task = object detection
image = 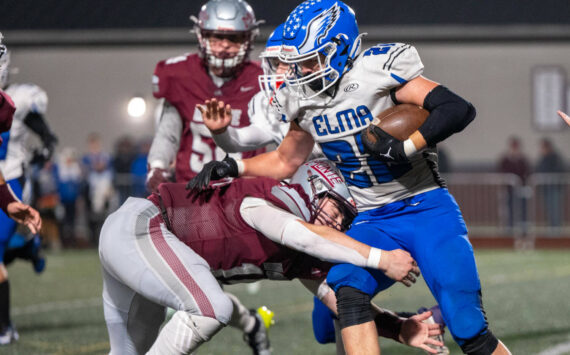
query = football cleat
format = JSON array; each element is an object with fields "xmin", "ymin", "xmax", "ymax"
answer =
[
  {"xmin": 30, "ymin": 235, "xmax": 46, "ymax": 274},
  {"xmin": 244, "ymin": 307, "xmax": 275, "ymax": 355},
  {"xmin": 418, "ymin": 305, "xmax": 449, "ymax": 355},
  {"xmin": 0, "ymin": 324, "xmax": 19, "ymax": 345}
]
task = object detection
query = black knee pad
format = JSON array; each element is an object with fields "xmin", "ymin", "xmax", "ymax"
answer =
[
  {"xmin": 460, "ymin": 329, "xmax": 499, "ymax": 355},
  {"xmin": 336, "ymin": 286, "xmax": 372, "ymax": 329}
]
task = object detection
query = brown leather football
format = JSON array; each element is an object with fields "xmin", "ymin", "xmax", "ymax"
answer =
[{"xmin": 364, "ymin": 104, "xmax": 429, "ymax": 143}]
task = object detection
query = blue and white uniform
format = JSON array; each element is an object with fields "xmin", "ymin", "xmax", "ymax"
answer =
[{"xmin": 279, "ymin": 42, "xmax": 485, "ymax": 344}]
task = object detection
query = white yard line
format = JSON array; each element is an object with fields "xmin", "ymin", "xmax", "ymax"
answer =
[
  {"xmin": 536, "ymin": 339, "xmax": 570, "ymax": 355},
  {"xmin": 12, "ymin": 297, "xmax": 101, "ymax": 316}
]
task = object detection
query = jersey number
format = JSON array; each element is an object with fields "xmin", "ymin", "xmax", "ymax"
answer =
[{"xmin": 319, "ymin": 133, "xmax": 412, "ymax": 188}]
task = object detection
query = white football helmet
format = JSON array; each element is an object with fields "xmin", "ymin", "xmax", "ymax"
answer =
[
  {"xmin": 290, "ymin": 159, "xmax": 357, "ymax": 231},
  {"xmin": 0, "ymin": 33, "xmax": 9, "ymax": 89},
  {"xmin": 258, "ymin": 23, "xmax": 286, "ymax": 103},
  {"xmin": 191, "ymin": 0, "xmax": 262, "ymax": 77}
]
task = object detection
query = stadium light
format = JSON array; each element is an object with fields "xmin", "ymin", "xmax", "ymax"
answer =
[{"xmin": 127, "ymin": 96, "xmax": 146, "ymax": 118}]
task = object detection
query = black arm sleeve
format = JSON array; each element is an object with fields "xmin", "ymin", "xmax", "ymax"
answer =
[
  {"xmin": 23, "ymin": 112, "xmax": 58, "ymax": 150},
  {"xmin": 419, "ymin": 85, "xmax": 476, "ymax": 146}
]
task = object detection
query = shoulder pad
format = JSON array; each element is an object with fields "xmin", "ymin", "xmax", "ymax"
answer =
[
  {"xmin": 18, "ymin": 83, "xmax": 48, "ymax": 114},
  {"xmin": 152, "ymin": 53, "xmax": 192, "ymax": 99},
  {"xmin": 360, "ymin": 43, "xmax": 424, "ymax": 86}
]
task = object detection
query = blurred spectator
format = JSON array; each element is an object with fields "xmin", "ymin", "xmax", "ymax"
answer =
[
  {"xmin": 130, "ymin": 138, "xmax": 151, "ymax": 198},
  {"xmin": 536, "ymin": 138, "xmax": 566, "ymax": 227},
  {"xmin": 56, "ymin": 147, "xmax": 82, "ymax": 247},
  {"xmin": 498, "ymin": 136, "xmax": 530, "ymax": 230},
  {"xmin": 112, "ymin": 136, "xmax": 135, "ymax": 204},
  {"xmin": 82, "ymin": 133, "xmax": 114, "ymax": 246},
  {"xmin": 32, "ymin": 160, "xmax": 61, "ymax": 250}
]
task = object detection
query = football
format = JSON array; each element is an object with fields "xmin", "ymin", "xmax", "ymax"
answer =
[{"xmin": 364, "ymin": 104, "xmax": 429, "ymax": 143}]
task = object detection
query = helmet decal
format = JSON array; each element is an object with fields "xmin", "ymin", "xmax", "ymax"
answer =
[{"xmin": 293, "ymin": 3, "xmax": 340, "ymax": 53}]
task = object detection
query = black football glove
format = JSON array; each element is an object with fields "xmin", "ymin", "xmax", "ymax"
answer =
[
  {"xmin": 362, "ymin": 125, "xmax": 408, "ymax": 163},
  {"xmin": 186, "ymin": 155, "xmax": 239, "ymax": 191}
]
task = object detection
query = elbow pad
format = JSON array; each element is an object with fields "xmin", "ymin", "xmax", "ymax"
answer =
[{"xmin": 419, "ymin": 85, "xmax": 476, "ymax": 146}]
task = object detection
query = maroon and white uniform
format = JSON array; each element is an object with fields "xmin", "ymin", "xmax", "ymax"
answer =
[
  {"xmin": 150, "ymin": 54, "xmax": 264, "ymax": 182},
  {"xmin": 99, "ymin": 177, "xmax": 371, "ymax": 354},
  {"xmin": 149, "ymin": 180, "xmax": 331, "ymax": 283}
]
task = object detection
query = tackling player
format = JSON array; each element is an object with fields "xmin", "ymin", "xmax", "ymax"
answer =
[
  {"xmin": 188, "ymin": 1, "xmax": 512, "ymax": 354},
  {"xmin": 100, "ymin": 159, "xmax": 445, "ymax": 355},
  {"xmin": 145, "ymin": 1, "xmax": 274, "ymax": 353}
]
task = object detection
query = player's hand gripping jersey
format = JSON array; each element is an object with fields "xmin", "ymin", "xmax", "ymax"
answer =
[
  {"xmin": 152, "ymin": 54, "xmax": 264, "ymax": 181},
  {"xmin": 277, "ymin": 43, "xmax": 443, "ymax": 211},
  {"xmin": 0, "ymin": 83, "xmax": 48, "ymax": 181}
]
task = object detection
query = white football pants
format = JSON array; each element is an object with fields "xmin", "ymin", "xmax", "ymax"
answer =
[{"xmin": 99, "ymin": 197, "xmax": 233, "ymax": 354}]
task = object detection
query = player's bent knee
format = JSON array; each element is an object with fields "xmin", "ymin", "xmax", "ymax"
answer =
[
  {"xmin": 149, "ymin": 311, "xmax": 225, "ymax": 354},
  {"xmin": 460, "ymin": 329, "xmax": 499, "ymax": 355},
  {"xmin": 327, "ymin": 264, "xmax": 380, "ymax": 296},
  {"xmin": 336, "ymin": 286, "xmax": 372, "ymax": 329}
]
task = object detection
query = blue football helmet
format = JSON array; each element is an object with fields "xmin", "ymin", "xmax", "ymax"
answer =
[
  {"xmin": 279, "ymin": 0, "xmax": 363, "ymax": 99},
  {"xmin": 258, "ymin": 23, "xmax": 286, "ymax": 102}
]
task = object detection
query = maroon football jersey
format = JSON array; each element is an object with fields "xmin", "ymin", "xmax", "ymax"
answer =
[
  {"xmin": 152, "ymin": 54, "xmax": 265, "ymax": 182},
  {"xmin": 148, "ymin": 178, "xmax": 331, "ymax": 283}
]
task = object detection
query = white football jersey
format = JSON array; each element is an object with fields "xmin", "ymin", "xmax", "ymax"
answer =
[
  {"xmin": 247, "ymin": 91, "xmax": 290, "ymax": 145},
  {"xmin": 247, "ymin": 91, "xmax": 323, "ymax": 158},
  {"xmin": 0, "ymin": 83, "xmax": 48, "ymax": 180},
  {"xmin": 283, "ymin": 43, "xmax": 441, "ymax": 211}
]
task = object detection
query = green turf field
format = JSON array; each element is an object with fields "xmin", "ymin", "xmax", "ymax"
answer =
[{"xmin": 1, "ymin": 249, "xmax": 569, "ymax": 354}]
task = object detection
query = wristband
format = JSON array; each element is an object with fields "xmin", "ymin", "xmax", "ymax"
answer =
[
  {"xmin": 0, "ymin": 183, "xmax": 19, "ymax": 213},
  {"xmin": 403, "ymin": 139, "xmax": 418, "ymax": 157},
  {"xmin": 366, "ymin": 247, "xmax": 382, "ymax": 269},
  {"xmin": 236, "ymin": 159, "xmax": 245, "ymax": 176}
]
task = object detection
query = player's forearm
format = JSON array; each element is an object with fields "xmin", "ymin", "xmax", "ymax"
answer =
[
  {"xmin": 241, "ymin": 198, "xmax": 380, "ymax": 268},
  {"xmin": 241, "ymin": 150, "xmax": 300, "ymax": 180},
  {"xmin": 148, "ymin": 102, "xmax": 182, "ymax": 169},
  {"xmin": 241, "ymin": 123, "xmax": 312, "ymax": 179},
  {"xmin": 284, "ymin": 220, "xmax": 375, "ymax": 267},
  {"xmin": 213, "ymin": 125, "xmax": 273, "ymax": 153}
]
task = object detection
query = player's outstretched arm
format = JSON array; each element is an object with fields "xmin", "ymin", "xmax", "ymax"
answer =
[
  {"xmin": 241, "ymin": 197, "xmax": 419, "ymax": 285},
  {"xmin": 558, "ymin": 110, "xmax": 570, "ymax": 126},
  {"xmin": 187, "ymin": 121, "xmax": 313, "ymax": 191},
  {"xmin": 197, "ymin": 98, "xmax": 275, "ymax": 152},
  {"xmin": 242, "ymin": 121, "xmax": 314, "ymax": 179}
]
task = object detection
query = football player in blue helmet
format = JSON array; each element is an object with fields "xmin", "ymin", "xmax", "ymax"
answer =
[
  {"xmin": 278, "ymin": 0, "xmax": 363, "ymax": 99},
  {"xmin": 189, "ymin": 1, "xmax": 512, "ymax": 354}
]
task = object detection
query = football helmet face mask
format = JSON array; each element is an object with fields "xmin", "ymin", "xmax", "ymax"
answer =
[
  {"xmin": 191, "ymin": 0, "xmax": 261, "ymax": 77},
  {"xmin": 0, "ymin": 33, "xmax": 9, "ymax": 89},
  {"xmin": 258, "ymin": 23, "xmax": 287, "ymax": 106},
  {"xmin": 279, "ymin": 0, "xmax": 363, "ymax": 99},
  {"xmin": 290, "ymin": 159, "xmax": 357, "ymax": 231}
]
